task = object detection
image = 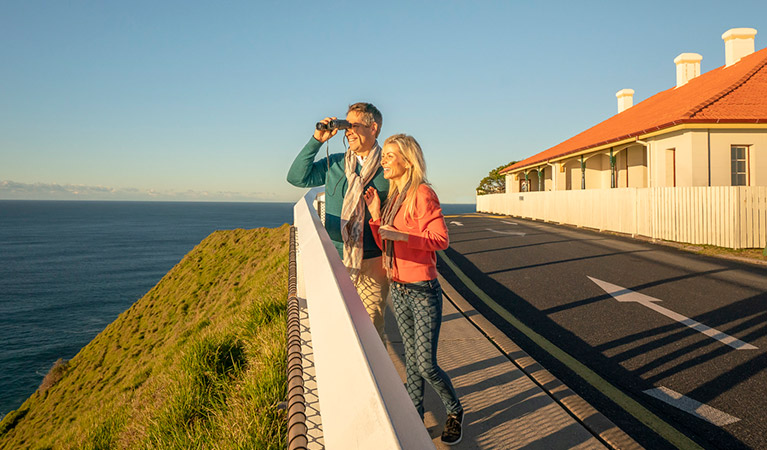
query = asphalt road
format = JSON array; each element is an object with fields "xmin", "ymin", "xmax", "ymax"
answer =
[{"xmin": 437, "ymin": 213, "xmax": 767, "ymax": 450}]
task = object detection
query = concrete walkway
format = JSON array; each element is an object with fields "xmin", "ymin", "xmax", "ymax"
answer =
[{"xmin": 383, "ymin": 275, "xmax": 642, "ymax": 450}]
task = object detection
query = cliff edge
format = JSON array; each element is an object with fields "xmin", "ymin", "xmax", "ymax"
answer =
[{"xmin": 0, "ymin": 225, "xmax": 289, "ymax": 449}]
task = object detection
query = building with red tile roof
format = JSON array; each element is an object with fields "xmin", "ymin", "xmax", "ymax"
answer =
[{"xmin": 501, "ymin": 28, "xmax": 767, "ymax": 194}]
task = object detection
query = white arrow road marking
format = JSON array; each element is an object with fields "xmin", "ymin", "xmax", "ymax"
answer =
[
  {"xmin": 486, "ymin": 228, "xmax": 526, "ymax": 236},
  {"xmin": 449, "ymin": 221, "xmax": 463, "ymax": 226},
  {"xmin": 644, "ymin": 387, "xmax": 740, "ymax": 426},
  {"xmin": 501, "ymin": 220, "xmax": 518, "ymax": 225},
  {"xmin": 588, "ymin": 277, "xmax": 757, "ymax": 350}
]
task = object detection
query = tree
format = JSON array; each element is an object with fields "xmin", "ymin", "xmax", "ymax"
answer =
[{"xmin": 476, "ymin": 161, "xmax": 518, "ymax": 195}]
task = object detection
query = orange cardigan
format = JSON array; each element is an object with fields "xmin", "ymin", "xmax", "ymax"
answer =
[{"xmin": 369, "ymin": 184, "xmax": 449, "ymax": 283}]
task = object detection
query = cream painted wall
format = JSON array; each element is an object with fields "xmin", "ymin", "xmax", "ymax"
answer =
[
  {"xmin": 616, "ymin": 150, "xmax": 628, "ymax": 187},
  {"xmin": 613, "ymin": 145, "xmax": 647, "ymax": 187},
  {"xmin": 510, "ymin": 172, "xmax": 528, "ymax": 193},
  {"xmin": 585, "ymin": 154, "xmax": 608, "ymax": 189},
  {"xmin": 543, "ymin": 166, "xmax": 554, "ymax": 191},
  {"xmin": 627, "ymin": 145, "xmax": 648, "ymax": 187},
  {"xmin": 559, "ymin": 160, "xmax": 575, "ymax": 190},
  {"xmin": 648, "ymin": 128, "xmax": 766, "ymax": 187},
  {"xmin": 506, "ymin": 128, "xmax": 766, "ymax": 194},
  {"xmin": 528, "ymin": 171, "xmax": 538, "ymax": 191},
  {"xmin": 560, "ymin": 164, "xmax": 567, "ymax": 190},
  {"xmin": 664, "ymin": 148, "xmax": 676, "ymax": 186},
  {"xmin": 710, "ymin": 131, "xmax": 729, "ymax": 186},
  {"xmin": 677, "ymin": 135, "xmax": 694, "ymax": 186},
  {"xmin": 508, "ymin": 167, "xmax": 555, "ymax": 192},
  {"xmin": 690, "ymin": 131, "xmax": 710, "ymax": 186},
  {"xmin": 754, "ymin": 137, "xmax": 767, "ymax": 186},
  {"xmin": 650, "ymin": 131, "xmax": 689, "ymax": 187},
  {"xmin": 506, "ymin": 174, "xmax": 518, "ymax": 193},
  {"xmin": 561, "ymin": 159, "xmax": 580, "ymax": 190},
  {"xmin": 710, "ymin": 129, "xmax": 767, "ymax": 186}
]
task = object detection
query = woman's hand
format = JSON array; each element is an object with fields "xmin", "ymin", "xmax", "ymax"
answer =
[
  {"xmin": 363, "ymin": 186, "xmax": 381, "ymax": 221},
  {"xmin": 380, "ymin": 225, "xmax": 408, "ymax": 241}
]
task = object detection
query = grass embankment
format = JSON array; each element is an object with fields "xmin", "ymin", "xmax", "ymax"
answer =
[
  {"xmin": 650, "ymin": 240, "xmax": 767, "ymax": 264},
  {"xmin": 0, "ymin": 225, "xmax": 290, "ymax": 450},
  {"xmin": 693, "ymin": 244, "xmax": 767, "ymax": 263}
]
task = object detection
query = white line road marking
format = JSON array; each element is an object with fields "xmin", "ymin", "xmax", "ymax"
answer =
[
  {"xmin": 588, "ymin": 277, "xmax": 757, "ymax": 350},
  {"xmin": 450, "ymin": 221, "xmax": 463, "ymax": 226},
  {"xmin": 500, "ymin": 221, "xmax": 518, "ymax": 225},
  {"xmin": 644, "ymin": 387, "xmax": 740, "ymax": 426},
  {"xmin": 486, "ymin": 228, "xmax": 526, "ymax": 236}
]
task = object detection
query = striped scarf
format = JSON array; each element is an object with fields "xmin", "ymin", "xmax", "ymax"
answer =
[
  {"xmin": 341, "ymin": 142, "xmax": 382, "ymax": 282},
  {"xmin": 380, "ymin": 180, "xmax": 411, "ymax": 279}
]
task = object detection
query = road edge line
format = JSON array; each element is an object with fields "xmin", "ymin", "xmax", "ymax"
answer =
[{"xmin": 437, "ymin": 249, "xmax": 703, "ymax": 450}]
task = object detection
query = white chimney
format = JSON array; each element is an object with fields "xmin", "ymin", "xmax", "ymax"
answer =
[
  {"xmin": 616, "ymin": 89, "xmax": 634, "ymax": 113},
  {"xmin": 674, "ymin": 53, "xmax": 702, "ymax": 87},
  {"xmin": 722, "ymin": 28, "xmax": 757, "ymax": 67}
]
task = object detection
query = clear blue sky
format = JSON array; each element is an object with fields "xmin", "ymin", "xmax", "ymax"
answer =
[{"xmin": 1, "ymin": 1, "xmax": 765, "ymax": 203}]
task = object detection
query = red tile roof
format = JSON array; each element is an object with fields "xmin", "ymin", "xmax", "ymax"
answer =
[{"xmin": 502, "ymin": 47, "xmax": 767, "ymax": 173}]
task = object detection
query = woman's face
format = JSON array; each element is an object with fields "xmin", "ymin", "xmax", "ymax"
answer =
[{"xmin": 381, "ymin": 143, "xmax": 409, "ymax": 183}]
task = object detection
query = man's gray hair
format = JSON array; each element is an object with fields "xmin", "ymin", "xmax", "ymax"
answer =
[{"xmin": 347, "ymin": 102, "xmax": 383, "ymax": 137}]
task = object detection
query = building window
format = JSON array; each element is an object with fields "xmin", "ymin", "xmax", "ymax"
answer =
[{"xmin": 731, "ymin": 146, "xmax": 748, "ymax": 186}]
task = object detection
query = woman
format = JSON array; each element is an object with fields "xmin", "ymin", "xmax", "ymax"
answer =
[{"xmin": 363, "ymin": 134, "xmax": 464, "ymax": 446}]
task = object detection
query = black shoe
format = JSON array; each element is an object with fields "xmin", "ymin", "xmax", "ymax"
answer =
[{"xmin": 441, "ymin": 410, "xmax": 463, "ymax": 446}]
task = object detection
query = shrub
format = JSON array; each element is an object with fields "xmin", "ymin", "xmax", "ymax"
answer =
[{"xmin": 39, "ymin": 359, "xmax": 69, "ymax": 393}]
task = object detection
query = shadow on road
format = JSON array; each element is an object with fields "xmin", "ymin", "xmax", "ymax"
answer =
[{"xmin": 437, "ymin": 242, "xmax": 757, "ymax": 450}]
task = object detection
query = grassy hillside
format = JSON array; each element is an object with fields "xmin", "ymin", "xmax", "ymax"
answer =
[{"xmin": 0, "ymin": 225, "xmax": 290, "ymax": 450}]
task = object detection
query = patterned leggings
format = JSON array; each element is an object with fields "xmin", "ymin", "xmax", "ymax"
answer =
[{"xmin": 391, "ymin": 279, "xmax": 462, "ymax": 417}]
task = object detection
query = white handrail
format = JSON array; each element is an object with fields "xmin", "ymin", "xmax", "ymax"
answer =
[{"xmin": 293, "ymin": 187, "xmax": 435, "ymax": 450}]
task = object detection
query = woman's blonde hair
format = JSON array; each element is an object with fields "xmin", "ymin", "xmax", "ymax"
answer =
[{"xmin": 383, "ymin": 133, "xmax": 429, "ymax": 224}]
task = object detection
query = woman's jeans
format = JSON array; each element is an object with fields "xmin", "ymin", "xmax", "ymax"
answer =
[{"xmin": 391, "ymin": 278, "xmax": 462, "ymax": 417}]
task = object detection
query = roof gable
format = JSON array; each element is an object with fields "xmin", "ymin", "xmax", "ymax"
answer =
[{"xmin": 503, "ymin": 47, "xmax": 767, "ymax": 173}]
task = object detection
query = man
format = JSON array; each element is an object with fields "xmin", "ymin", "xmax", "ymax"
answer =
[{"xmin": 287, "ymin": 102, "xmax": 390, "ymax": 339}]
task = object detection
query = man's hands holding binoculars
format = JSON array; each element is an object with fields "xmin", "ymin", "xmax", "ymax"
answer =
[
  {"xmin": 314, "ymin": 117, "xmax": 352, "ymax": 143},
  {"xmin": 313, "ymin": 117, "xmax": 337, "ymax": 143}
]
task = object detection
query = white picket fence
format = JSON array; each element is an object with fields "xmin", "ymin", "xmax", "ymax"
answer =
[{"xmin": 476, "ymin": 187, "xmax": 767, "ymax": 249}]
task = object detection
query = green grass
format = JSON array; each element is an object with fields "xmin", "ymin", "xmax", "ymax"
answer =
[
  {"xmin": 694, "ymin": 244, "xmax": 767, "ymax": 262},
  {"xmin": 653, "ymin": 240, "xmax": 767, "ymax": 263},
  {"xmin": 0, "ymin": 225, "xmax": 290, "ymax": 450}
]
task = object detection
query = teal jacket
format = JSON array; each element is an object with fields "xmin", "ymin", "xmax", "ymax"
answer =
[{"xmin": 287, "ymin": 137, "xmax": 389, "ymax": 259}]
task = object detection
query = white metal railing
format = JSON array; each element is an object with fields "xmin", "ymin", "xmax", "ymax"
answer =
[
  {"xmin": 477, "ymin": 186, "xmax": 767, "ymax": 249},
  {"xmin": 293, "ymin": 187, "xmax": 435, "ymax": 450}
]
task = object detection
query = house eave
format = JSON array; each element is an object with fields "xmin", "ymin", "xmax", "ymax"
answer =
[{"xmin": 501, "ymin": 120, "xmax": 767, "ymax": 175}]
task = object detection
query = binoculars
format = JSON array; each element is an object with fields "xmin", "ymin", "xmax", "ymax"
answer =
[{"xmin": 315, "ymin": 119, "xmax": 352, "ymax": 131}]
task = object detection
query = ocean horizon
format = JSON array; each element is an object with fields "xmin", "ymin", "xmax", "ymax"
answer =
[{"xmin": 0, "ymin": 199, "xmax": 475, "ymax": 418}]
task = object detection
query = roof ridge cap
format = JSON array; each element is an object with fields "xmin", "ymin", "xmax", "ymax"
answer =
[{"xmin": 686, "ymin": 51, "xmax": 767, "ymax": 118}]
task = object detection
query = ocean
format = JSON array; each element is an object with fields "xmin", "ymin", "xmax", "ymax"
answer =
[{"xmin": 0, "ymin": 200, "xmax": 474, "ymax": 418}]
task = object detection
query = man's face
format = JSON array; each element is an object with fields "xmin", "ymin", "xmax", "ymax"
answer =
[{"xmin": 345, "ymin": 111, "xmax": 378, "ymax": 157}]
